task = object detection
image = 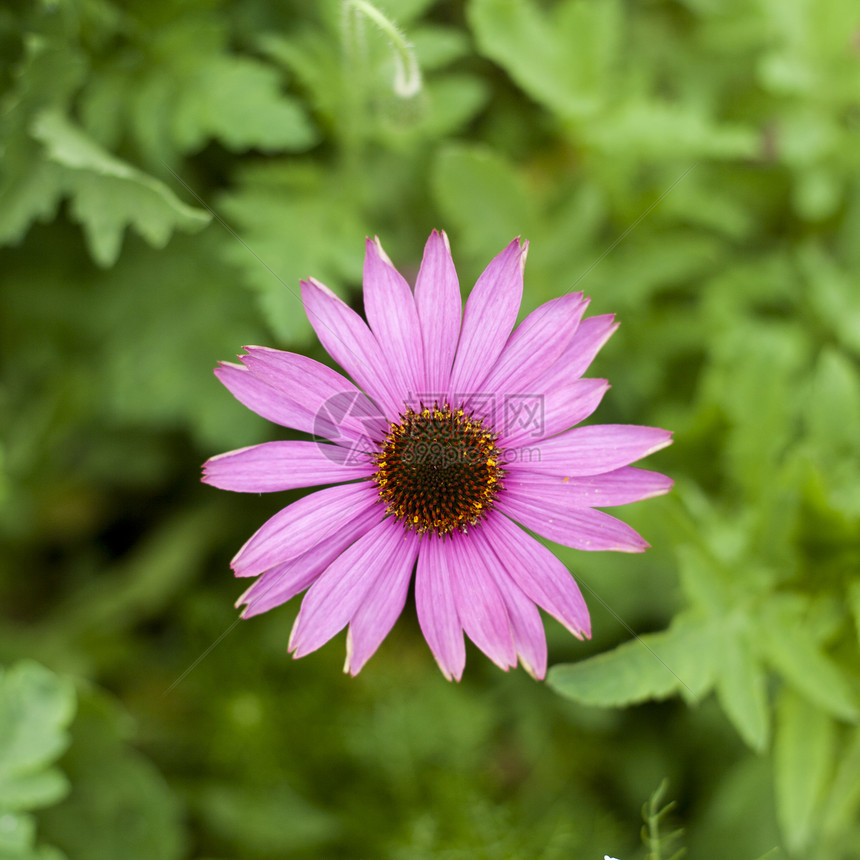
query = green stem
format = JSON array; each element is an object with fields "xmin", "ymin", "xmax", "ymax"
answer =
[{"xmin": 343, "ymin": 0, "xmax": 421, "ymax": 96}]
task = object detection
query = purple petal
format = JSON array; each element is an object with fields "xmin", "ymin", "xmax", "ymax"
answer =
[
  {"xmin": 477, "ymin": 537, "xmax": 548, "ymax": 679},
  {"xmin": 288, "ymin": 518, "xmax": 407, "ymax": 658},
  {"xmin": 231, "ymin": 481, "xmax": 381, "ymax": 577},
  {"xmin": 503, "ymin": 467, "xmax": 674, "ymax": 506},
  {"xmin": 498, "ymin": 491, "xmax": 650, "ymax": 553},
  {"xmin": 363, "ymin": 237, "xmax": 427, "ymax": 400},
  {"xmin": 481, "ymin": 293, "xmax": 589, "ymax": 395},
  {"xmin": 415, "ymin": 535, "xmax": 466, "ymax": 681},
  {"xmin": 414, "ymin": 230, "xmax": 462, "ymax": 395},
  {"xmin": 506, "ymin": 424, "xmax": 673, "ymax": 477},
  {"xmin": 301, "ymin": 278, "xmax": 401, "ymax": 420},
  {"xmin": 238, "ymin": 503, "xmax": 381, "ymax": 617},
  {"xmin": 481, "ymin": 515, "xmax": 590, "ymax": 639},
  {"xmin": 203, "ymin": 441, "xmax": 375, "ymax": 493},
  {"xmin": 537, "ymin": 314, "xmax": 619, "ymax": 391},
  {"xmin": 214, "ymin": 362, "xmax": 312, "ymax": 433},
  {"xmin": 501, "ymin": 378, "xmax": 609, "ymax": 447},
  {"xmin": 238, "ymin": 565, "xmax": 319, "ymax": 620},
  {"xmin": 450, "ymin": 239, "xmax": 526, "ymax": 395},
  {"xmin": 446, "ymin": 534, "xmax": 517, "ymax": 670},
  {"xmin": 240, "ymin": 347, "xmax": 388, "ymax": 445},
  {"xmin": 214, "ymin": 351, "xmax": 384, "ymax": 445},
  {"xmin": 345, "ymin": 530, "xmax": 420, "ymax": 675},
  {"xmin": 498, "ymin": 581, "xmax": 547, "ymax": 680}
]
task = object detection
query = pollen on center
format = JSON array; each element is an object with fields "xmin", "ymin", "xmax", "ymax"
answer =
[{"xmin": 372, "ymin": 403, "xmax": 505, "ymax": 537}]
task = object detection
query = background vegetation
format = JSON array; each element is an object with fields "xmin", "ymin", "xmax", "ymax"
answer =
[{"xmin": 2, "ymin": 0, "xmax": 859, "ymax": 857}]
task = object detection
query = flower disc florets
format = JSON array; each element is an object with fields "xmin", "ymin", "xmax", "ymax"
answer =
[{"xmin": 373, "ymin": 403, "xmax": 504, "ymax": 537}]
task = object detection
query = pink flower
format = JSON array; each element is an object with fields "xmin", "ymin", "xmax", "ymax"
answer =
[{"xmin": 203, "ymin": 233, "xmax": 672, "ymax": 680}]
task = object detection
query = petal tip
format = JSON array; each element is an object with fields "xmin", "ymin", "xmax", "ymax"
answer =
[
  {"xmin": 367, "ymin": 235, "xmax": 394, "ymax": 267},
  {"xmin": 302, "ymin": 276, "xmax": 338, "ymax": 300},
  {"xmin": 522, "ymin": 660, "xmax": 546, "ymax": 681}
]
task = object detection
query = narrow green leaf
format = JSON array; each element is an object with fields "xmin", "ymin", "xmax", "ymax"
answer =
[
  {"xmin": 822, "ymin": 725, "xmax": 860, "ymax": 839},
  {"xmin": 675, "ymin": 543, "xmax": 733, "ymax": 615},
  {"xmin": 804, "ymin": 347, "xmax": 860, "ymax": 514},
  {"xmin": 800, "ymin": 242, "xmax": 860, "ymax": 357},
  {"xmin": 715, "ymin": 632, "xmax": 769, "ymax": 751},
  {"xmin": 807, "ymin": 347, "xmax": 860, "ymax": 456},
  {"xmin": 548, "ymin": 617, "xmax": 717, "ymax": 708},
  {"xmin": 30, "ymin": 109, "xmax": 210, "ymax": 266},
  {"xmin": 774, "ymin": 688, "xmax": 835, "ymax": 854},
  {"xmin": 758, "ymin": 596, "xmax": 858, "ymax": 722}
]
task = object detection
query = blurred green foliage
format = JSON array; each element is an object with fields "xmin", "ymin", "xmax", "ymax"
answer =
[
  {"xmin": 0, "ymin": 661, "xmax": 75, "ymax": 859},
  {"xmin": 1, "ymin": 0, "xmax": 859, "ymax": 857}
]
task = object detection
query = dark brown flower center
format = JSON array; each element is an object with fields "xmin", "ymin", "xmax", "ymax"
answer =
[{"xmin": 373, "ymin": 404, "xmax": 504, "ymax": 537}]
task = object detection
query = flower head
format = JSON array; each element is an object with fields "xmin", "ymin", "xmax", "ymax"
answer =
[{"xmin": 203, "ymin": 233, "xmax": 672, "ymax": 680}]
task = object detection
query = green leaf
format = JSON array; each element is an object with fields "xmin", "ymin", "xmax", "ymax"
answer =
[
  {"xmin": 806, "ymin": 348, "xmax": 860, "ymax": 457},
  {"xmin": 0, "ymin": 662, "xmax": 74, "ymax": 859},
  {"xmin": 0, "ymin": 769, "xmax": 69, "ymax": 813},
  {"xmin": 0, "ymin": 18, "xmax": 88, "ymax": 247},
  {"xmin": 758, "ymin": 595, "xmax": 858, "ymax": 723},
  {"xmin": 548, "ymin": 616, "xmax": 718, "ymax": 707},
  {"xmin": 703, "ymin": 322, "xmax": 809, "ymax": 498},
  {"xmin": 411, "ymin": 25, "xmax": 471, "ymax": 71},
  {"xmin": 0, "ymin": 811, "xmax": 40, "ymax": 857},
  {"xmin": 803, "ymin": 345, "xmax": 860, "ymax": 512},
  {"xmin": 773, "ymin": 688, "xmax": 835, "ymax": 854},
  {"xmin": 800, "ymin": 243, "xmax": 860, "ymax": 357},
  {"xmin": 408, "ymin": 74, "xmax": 489, "ymax": 138},
  {"xmin": 468, "ymin": 0, "xmax": 618, "ymax": 119},
  {"xmin": 0, "ymin": 153, "xmax": 64, "ymax": 247},
  {"xmin": 217, "ymin": 163, "xmax": 364, "ymax": 343},
  {"xmin": 822, "ymin": 725, "xmax": 860, "ymax": 840},
  {"xmin": 29, "ymin": 109, "xmax": 210, "ymax": 266},
  {"xmin": 0, "ymin": 661, "xmax": 76, "ymax": 783},
  {"xmin": 715, "ymin": 631, "xmax": 769, "ymax": 751},
  {"xmin": 793, "ymin": 165, "xmax": 842, "ymax": 222},
  {"xmin": 584, "ymin": 101, "xmax": 758, "ymax": 161},
  {"xmin": 171, "ymin": 55, "xmax": 318, "ymax": 154},
  {"xmin": 675, "ymin": 543, "xmax": 733, "ymax": 615}
]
